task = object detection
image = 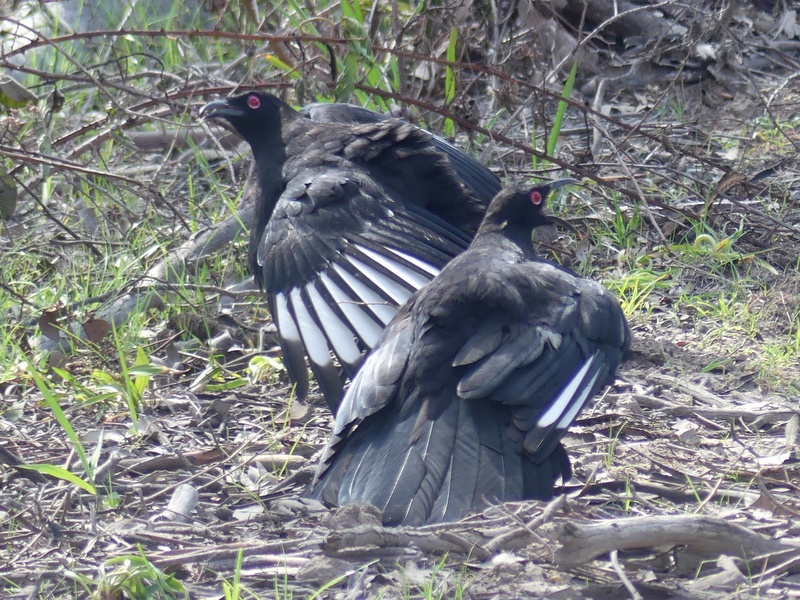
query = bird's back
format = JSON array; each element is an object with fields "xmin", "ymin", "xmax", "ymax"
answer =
[{"xmin": 282, "ymin": 117, "xmax": 487, "ymax": 233}]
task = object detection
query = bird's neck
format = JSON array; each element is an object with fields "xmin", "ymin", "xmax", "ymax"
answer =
[
  {"xmin": 473, "ymin": 220, "xmax": 537, "ymax": 259},
  {"xmin": 253, "ymin": 143, "xmax": 286, "ymax": 198},
  {"xmin": 248, "ymin": 141, "xmax": 287, "ymax": 278}
]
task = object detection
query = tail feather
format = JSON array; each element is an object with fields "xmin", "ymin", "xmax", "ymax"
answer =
[
  {"xmin": 522, "ymin": 443, "xmax": 571, "ymax": 499},
  {"xmin": 375, "ymin": 400, "xmax": 457, "ymax": 525}
]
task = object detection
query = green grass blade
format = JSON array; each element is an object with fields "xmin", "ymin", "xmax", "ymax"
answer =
[
  {"xmin": 20, "ymin": 464, "xmax": 97, "ymax": 495},
  {"xmin": 340, "ymin": 0, "xmax": 363, "ymax": 22},
  {"xmin": 30, "ymin": 368, "xmax": 93, "ymax": 480},
  {"xmin": 266, "ymin": 54, "xmax": 301, "ymax": 80},
  {"xmin": 444, "ymin": 27, "xmax": 458, "ymax": 138},
  {"xmin": 546, "ymin": 60, "xmax": 578, "ymax": 156}
]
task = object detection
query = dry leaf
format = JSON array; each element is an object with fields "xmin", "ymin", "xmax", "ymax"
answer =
[
  {"xmin": 38, "ymin": 309, "xmax": 62, "ymax": 342},
  {"xmin": 0, "ymin": 76, "xmax": 37, "ymax": 108},
  {"xmin": 82, "ymin": 317, "xmax": 110, "ymax": 344},
  {"xmin": 289, "ymin": 400, "xmax": 309, "ymax": 420},
  {"xmin": 757, "ymin": 452, "xmax": 791, "ymax": 467}
]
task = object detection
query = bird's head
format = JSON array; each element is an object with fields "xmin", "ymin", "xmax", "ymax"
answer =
[
  {"xmin": 479, "ymin": 179, "xmax": 577, "ymax": 236},
  {"xmin": 199, "ymin": 91, "xmax": 293, "ymax": 147}
]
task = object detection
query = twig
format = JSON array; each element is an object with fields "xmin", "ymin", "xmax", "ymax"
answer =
[
  {"xmin": 483, "ymin": 496, "xmax": 565, "ymax": 555},
  {"xmin": 610, "ymin": 549, "xmax": 644, "ymax": 600},
  {"xmin": 646, "ymin": 374, "xmax": 728, "ymax": 407},
  {"xmin": 13, "ymin": 176, "xmax": 105, "ymax": 260},
  {"xmin": 35, "ymin": 206, "xmax": 252, "ymax": 355}
]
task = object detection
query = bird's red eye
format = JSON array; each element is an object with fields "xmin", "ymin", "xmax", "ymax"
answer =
[
  {"xmin": 530, "ymin": 190, "xmax": 542, "ymax": 205},
  {"xmin": 247, "ymin": 95, "xmax": 261, "ymax": 109}
]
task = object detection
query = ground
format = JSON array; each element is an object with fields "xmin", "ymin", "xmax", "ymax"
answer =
[{"xmin": 1, "ymin": 1, "xmax": 800, "ymax": 599}]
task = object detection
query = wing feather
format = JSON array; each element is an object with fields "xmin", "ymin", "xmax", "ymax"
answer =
[{"xmin": 318, "ymin": 270, "xmax": 384, "ymax": 347}]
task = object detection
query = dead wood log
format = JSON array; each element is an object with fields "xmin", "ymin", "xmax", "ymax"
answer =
[
  {"xmin": 561, "ymin": 0, "xmax": 675, "ymax": 42},
  {"xmin": 323, "ymin": 524, "xmax": 496, "ymax": 560},
  {"xmin": 554, "ymin": 514, "xmax": 800, "ymax": 567}
]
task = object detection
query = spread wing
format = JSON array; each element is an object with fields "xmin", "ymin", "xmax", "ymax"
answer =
[
  {"xmin": 309, "ymin": 259, "xmax": 630, "ymax": 525},
  {"xmin": 257, "ymin": 167, "xmax": 473, "ymax": 406},
  {"xmin": 252, "ymin": 115, "xmax": 492, "ymax": 410}
]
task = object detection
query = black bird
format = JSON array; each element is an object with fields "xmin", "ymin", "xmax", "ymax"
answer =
[
  {"xmin": 309, "ymin": 181, "xmax": 631, "ymax": 526},
  {"xmin": 200, "ymin": 92, "xmax": 500, "ymax": 410}
]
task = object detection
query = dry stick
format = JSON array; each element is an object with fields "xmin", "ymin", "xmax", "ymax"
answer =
[
  {"xmin": 351, "ymin": 81, "xmax": 705, "ymax": 228},
  {"xmin": 0, "ymin": 281, "xmax": 38, "ymax": 310},
  {"xmin": 719, "ymin": 19, "xmax": 800, "ymax": 155},
  {"xmin": 140, "ymin": 539, "xmax": 308, "ymax": 570},
  {"xmin": 646, "ymin": 373, "xmax": 727, "ymax": 407},
  {"xmin": 4, "ymin": 18, "xmax": 121, "ymax": 111},
  {"xmin": 199, "ymin": 120, "xmax": 244, "ymax": 186},
  {"xmin": 630, "ymin": 393, "xmax": 797, "ymax": 424},
  {"xmin": 0, "ymin": 26, "xmax": 715, "ymax": 174},
  {"xmin": 549, "ymin": 1, "xmax": 678, "ymax": 77},
  {"xmin": 481, "ymin": 496, "xmax": 565, "ymax": 556},
  {"xmin": 323, "ymin": 523, "xmax": 488, "ymax": 559},
  {"xmin": 13, "ymin": 174, "xmax": 104, "ymax": 261},
  {"xmin": 554, "ymin": 515, "xmax": 800, "ymax": 567},
  {"xmin": 597, "ymin": 17, "xmax": 694, "ymax": 153},
  {"xmin": 139, "ymin": 433, "xmax": 262, "ymax": 504},
  {"xmin": 608, "ymin": 138, "xmax": 670, "ymax": 247},
  {"xmin": 610, "ymin": 549, "xmax": 644, "ymax": 600},
  {"xmin": 694, "ymin": 477, "xmax": 725, "ymax": 513},
  {"xmin": 1, "ymin": 144, "xmax": 147, "ymax": 187},
  {"xmin": 5, "ymin": 23, "xmax": 790, "ymax": 192},
  {"xmin": 581, "ymin": 110, "xmax": 671, "ymax": 245},
  {"xmin": 25, "ymin": 281, "xmax": 257, "ymax": 331},
  {"xmin": 752, "ymin": 547, "xmax": 800, "ymax": 583},
  {"xmin": 487, "ymin": 0, "xmax": 502, "ymax": 114},
  {"xmin": 1, "ymin": 28, "xmax": 350, "ymax": 59},
  {"xmin": 590, "ymin": 79, "xmax": 607, "ymax": 160},
  {"xmin": 756, "ymin": 480, "xmax": 800, "ymax": 519},
  {"xmin": 7, "ymin": 34, "xmax": 796, "ymax": 356},
  {"xmin": 626, "ymin": 484, "xmax": 663, "ymax": 513}
]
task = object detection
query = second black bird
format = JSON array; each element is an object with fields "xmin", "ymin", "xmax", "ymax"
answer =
[
  {"xmin": 200, "ymin": 92, "xmax": 499, "ymax": 410},
  {"xmin": 309, "ymin": 180, "xmax": 631, "ymax": 526}
]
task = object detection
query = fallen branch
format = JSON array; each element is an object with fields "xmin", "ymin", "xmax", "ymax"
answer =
[
  {"xmin": 646, "ymin": 373, "xmax": 727, "ymax": 407},
  {"xmin": 631, "ymin": 393, "xmax": 797, "ymax": 424},
  {"xmin": 554, "ymin": 514, "xmax": 800, "ymax": 568},
  {"xmin": 323, "ymin": 524, "xmax": 494, "ymax": 560}
]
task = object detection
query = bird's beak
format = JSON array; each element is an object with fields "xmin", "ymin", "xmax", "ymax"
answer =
[
  {"xmin": 541, "ymin": 178, "xmax": 579, "ymax": 197},
  {"xmin": 541, "ymin": 179, "xmax": 580, "ymax": 235},
  {"xmin": 199, "ymin": 99, "xmax": 244, "ymax": 120}
]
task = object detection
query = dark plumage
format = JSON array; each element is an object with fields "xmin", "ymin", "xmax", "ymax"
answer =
[
  {"xmin": 200, "ymin": 92, "xmax": 500, "ymax": 410},
  {"xmin": 309, "ymin": 181, "xmax": 631, "ymax": 526}
]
